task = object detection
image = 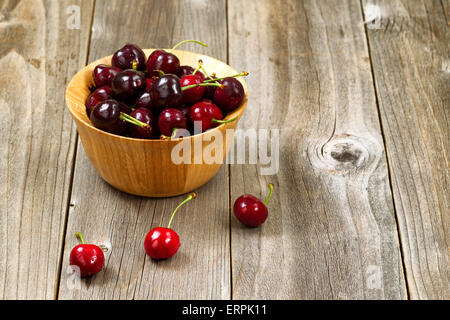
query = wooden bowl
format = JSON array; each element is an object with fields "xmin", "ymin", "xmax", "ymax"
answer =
[{"xmin": 65, "ymin": 49, "xmax": 247, "ymax": 197}]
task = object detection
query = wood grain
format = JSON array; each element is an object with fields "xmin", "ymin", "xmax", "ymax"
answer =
[
  {"xmin": 362, "ymin": 0, "xmax": 449, "ymax": 299},
  {"xmin": 228, "ymin": 0, "xmax": 407, "ymax": 299},
  {"xmin": 0, "ymin": 0, "xmax": 94, "ymax": 299},
  {"xmin": 58, "ymin": 0, "xmax": 230, "ymax": 299},
  {"xmin": 442, "ymin": 0, "xmax": 450, "ymax": 25}
]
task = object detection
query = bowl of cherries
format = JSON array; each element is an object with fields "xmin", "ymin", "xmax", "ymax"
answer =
[{"xmin": 66, "ymin": 40, "xmax": 248, "ymax": 197}]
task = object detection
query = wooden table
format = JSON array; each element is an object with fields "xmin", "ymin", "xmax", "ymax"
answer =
[{"xmin": 0, "ymin": 0, "xmax": 448, "ymax": 300}]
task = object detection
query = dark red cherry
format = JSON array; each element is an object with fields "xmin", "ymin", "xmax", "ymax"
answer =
[
  {"xmin": 85, "ymin": 86, "xmax": 114, "ymax": 116},
  {"xmin": 150, "ymin": 74, "xmax": 183, "ymax": 108},
  {"xmin": 233, "ymin": 184, "xmax": 273, "ymax": 227},
  {"xmin": 128, "ymin": 108, "xmax": 157, "ymax": 139},
  {"xmin": 158, "ymin": 108, "xmax": 187, "ymax": 136},
  {"xmin": 112, "ymin": 44, "xmax": 146, "ymax": 71},
  {"xmin": 111, "ymin": 69, "xmax": 146, "ymax": 101},
  {"xmin": 203, "ymin": 75, "xmax": 218, "ymax": 99},
  {"xmin": 176, "ymin": 104, "xmax": 190, "ymax": 119},
  {"xmin": 177, "ymin": 65, "xmax": 205, "ymax": 81},
  {"xmin": 135, "ymin": 91, "xmax": 155, "ymax": 111},
  {"xmin": 145, "ymin": 78, "xmax": 154, "ymax": 92},
  {"xmin": 69, "ymin": 232, "xmax": 105, "ymax": 277},
  {"xmin": 180, "ymin": 74, "xmax": 205, "ymax": 104},
  {"xmin": 189, "ymin": 100, "xmax": 236, "ymax": 132},
  {"xmin": 90, "ymin": 99, "xmax": 150, "ymax": 135},
  {"xmin": 93, "ymin": 64, "xmax": 122, "ymax": 87},
  {"xmin": 146, "ymin": 50, "xmax": 180, "ymax": 76},
  {"xmin": 144, "ymin": 193, "xmax": 196, "ymax": 260},
  {"xmin": 213, "ymin": 77, "xmax": 245, "ymax": 111}
]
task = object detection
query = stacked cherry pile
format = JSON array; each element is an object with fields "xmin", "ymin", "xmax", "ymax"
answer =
[{"xmin": 85, "ymin": 40, "xmax": 248, "ymax": 139}]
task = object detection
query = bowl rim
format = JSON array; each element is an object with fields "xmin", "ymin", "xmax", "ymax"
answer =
[{"xmin": 65, "ymin": 49, "xmax": 248, "ymax": 143}]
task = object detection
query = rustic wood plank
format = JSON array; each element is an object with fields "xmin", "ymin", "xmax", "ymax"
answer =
[
  {"xmin": 228, "ymin": 0, "xmax": 407, "ymax": 299},
  {"xmin": 442, "ymin": 0, "xmax": 450, "ymax": 25},
  {"xmin": 362, "ymin": 0, "xmax": 449, "ymax": 299},
  {"xmin": 0, "ymin": 0, "xmax": 93, "ymax": 299},
  {"xmin": 58, "ymin": 0, "xmax": 230, "ymax": 299}
]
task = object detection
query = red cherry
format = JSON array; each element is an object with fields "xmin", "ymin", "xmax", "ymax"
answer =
[
  {"xmin": 189, "ymin": 100, "xmax": 236, "ymax": 132},
  {"xmin": 69, "ymin": 232, "xmax": 105, "ymax": 277},
  {"xmin": 144, "ymin": 193, "xmax": 197, "ymax": 260},
  {"xmin": 233, "ymin": 183, "xmax": 274, "ymax": 227},
  {"xmin": 180, "ymin": 74, "xmax": 205, "ymax": 103},
  {"xmin": 213, "ymin": 77, "xmax": 245, "ymax": 111},
  {"xmin": 145, "ymin": 78, "xmax": 154, "ymax": 92},
  {"xmin": 177, "ymin": 65, "xmax": 204, "ymax": 80},
  {"xmin": 158, "ymin": 108, "xmax": 187, "ymax": 137},
  {"xmin": 93, "ymin": 64, "xmax": 122, "ymax": 87},
  {"xmin": 112, "ymin": 44, "xmax": 146, "ymax": 71},
  {"xmin": 129, "ymin": 107, "xmax": 157, "ymax": 139},
  {"xmin": 85, "ymin": 86, "xmax": 114, "ymax": 116}
]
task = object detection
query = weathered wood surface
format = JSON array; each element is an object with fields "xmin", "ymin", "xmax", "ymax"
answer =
[
  {"xmin": 0, "ymin": 0, "xmax": 94, "ymax": 299},
  {"xmin": 362, "ymin": 0, "xmax": 449, "ymax": 299},
  {"xmin": 1, "ymin": 0, "xmax": 448, "ymax": 300},
  {"xmin": 228, "ymin": 0, "xmax": 407, "ymax": 299},
  {"xmin": 58, "ymin": 0, "xmax": 230, "ymax": 299}
]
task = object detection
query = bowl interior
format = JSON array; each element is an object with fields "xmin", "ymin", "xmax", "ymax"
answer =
[{"xmin": 66, "ymin": 49, "xmax": 248, "ymax": 140}]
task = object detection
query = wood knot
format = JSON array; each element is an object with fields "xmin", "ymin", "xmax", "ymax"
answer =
[{"xmin": 308, "ymin": 134, "xmax": 380, "ymax": 174}]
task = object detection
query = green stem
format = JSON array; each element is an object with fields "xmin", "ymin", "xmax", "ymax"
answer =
[
  {"xmin": 132, "ymin": 60, "xmax": 138, "ymax": 70},
  {"xmin": 202, "ymin": 71, "xmax": 249, "ymax": 83},
  {"xmin": 167, "ymin": 193, "xmax": 197, "ymax": 229},
  {"xmin": 263, "ymin": 183, "xmax": 274, "ymax": 206},
  {"xmin": 181, "ymin": 82, "xmax": 223, "ymax": 91},
  {"xmin": 75, "ymin": 232, "xmax": 85, "ymax": 244},
  {"xmin": 211, "ymin": 116, "xmax": 237, "ymax": 124},
  {"xmin": 192, "ymin": 60, "xmax": 202, "ymax": 75},
  {"xmin": 170, "ymin": 40, "xmax": 208, "ymax": 52},
  {"xmin": 120, "ymin": 112, "xmax": 152, "ymax": 131}
]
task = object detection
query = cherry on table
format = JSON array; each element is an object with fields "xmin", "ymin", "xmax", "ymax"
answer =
[
  {"xmin": 158, "ymin": 108, "xmax": 187, "ymax": 137},
  {"xmin": 111, "ymin": 69, "xmax": 146, "ymax": 101},
  {"xmin": 144, "ymin": 193, "xmax": 197, "ymax": 260},
  {"xmin": 93, "ymin": 64, "xmax": 122, "ymax": 87},
  {"xmin": 189, "ymin": 100, "xmax": 236, "ymax": 132},
  {"xmin": 234, "ymin": 183, "xmax": 274, "ymax": 227},
  {"xmin": 69, "ymin": 232, "xmax": 105, "ymax": 277},
  {"xmin": 128, "ymin": 107, "xmax": 157, "ymax": 139},
  {"xmin": 85, "ymin": 85, "xmax": 114, "ymax": 116},
  {"xmin": 146, "ymin": 40, "xmax": 207, "ymax": 75},
  {"xmin": 112, "ymin": 44, "xmax": 146, "ymax": 71}
]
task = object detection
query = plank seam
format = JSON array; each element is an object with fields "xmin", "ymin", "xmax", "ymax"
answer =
[
  {"xmin": 54, "ymin": 0, "xmax": 97, "ymax": 300},
  {"xmin": 359, "ymin": 0, "xmax": 411, "ymax": 300}
]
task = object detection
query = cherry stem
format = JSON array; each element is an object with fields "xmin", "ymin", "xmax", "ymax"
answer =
[
  {"xmin": 212, "ymin": 116, "xmax": 237, "ymax": 124},
  {"xmin": 192, "ymin": 60, "xmax": 202, "ymax": 75},
  {"xmin": 181, "ymin": 82, "xmax": 224, "ymax": 91},
  {"xmin": 170, "ymin": 40, "xmax": 208, "ymax": 52},
  {"xmin": 160, "ymin": 128, "xmax": 179, "ymax": 140},
  {"xmin": 181, "ymin": 82, "xmax": 223, "ymax": 91},
  {"xmin": 132, "ymin": 60, "xmax": 138, "ymax": 70},
  {"xmin": 264, "ymin": 183, "xmax": 274, "ymax": 205},
  {"xmin": 120, "ymin": 112, "xmax": 152, "ymax": 131},
  {"xmin": 202, "ymin": 72, "xmax": 249, "ymax": 83},
  {"xmin": 200, "ymin": 65, "xmax": 214, "ymax": 81},
  {"xmin": 75, "ymin": 232, "xmax": 85, "ymax": 245},
  {"xmin": 167, "ymin": 193, "xmax": 197, "ymax": 229},
  {"xmin": 155, "ymin": 70, "xmax": 165, "ymax": 77}
]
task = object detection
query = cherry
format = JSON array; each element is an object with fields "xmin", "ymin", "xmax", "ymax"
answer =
[
  {"xmin": 90, "ymin": 99, "xmax": 151, "ymax": 135},
  {"xmin": 180, "ymin": 74, "xmax": 205, "ymax": 104},
  {"xmin": 158, "ymin": 108, "xmax": 187, "ymax": 137},
  {"xmin": 234, "ymin": 183, "xmax": 274, "ymax": 227},
  {"xmin": 135, "ymin": 91, "xmax": 156, "ymax": 111},
  {"xmin": 93, "ymin": 64, "xmax": 122, "ymax": 87},
  {"xmin": 203, "ymin": 75, "xmax": 218, "ymax": 99},
  {"xmin": 150, "ymin": 74, "xmax": 183, "ymax": 108},
  {"xmin": 176, "ymin": 104, "xmax": 190, "ymax": 119},
  {"xmin": 146, "ymin": 40, "xmax": 207, "ymax": 76},
  {"xmin": 111, "ymin": 69, "xmax": 146, "ymax": 101},
  {"xmin": 177, "ymin": 65, "xmax": 204, "ymax": 80},
  {"xmin": 144, "ymin": 193, "xmax": 197, "ymax": 260},
  {"xmin": 145, "ymin": 78, "xmax": 154, "ymax": 92},
  {"xmin": 189, "ymin": 100, "xmax": 236, "ymax": 132},
  {"xmin": 128, "ymin": 107, "xmax": 157, "ymax": 139},
  {"xmin": 85, "ymin": 85, "xmax": 114, "ymax": 116},
  {"xmin": 112, "ymin": 44, "xmax": 146, "ymax": 71},
  {"xmin": 69, "ymin": 232, "xmax": 105, "ymax": 277},
  {"xmin": 213, "ymin": 77, "xmax": 245, "ymax": 111}
]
